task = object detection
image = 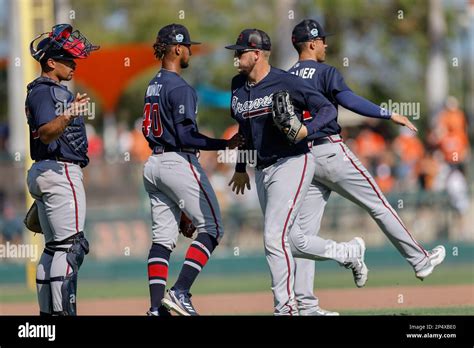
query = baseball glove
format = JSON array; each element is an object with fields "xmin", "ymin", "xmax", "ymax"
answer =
[
  {"xmin": 272, "ymin": 90, "xmax": 303, "ymax": 144},
  {"xmin": 179, "ymin": 212, "xmax": 196, "ymax": 239},
  {"xmin": 24, "ymin": 201, "xmax": 42, "ymax": 234}
]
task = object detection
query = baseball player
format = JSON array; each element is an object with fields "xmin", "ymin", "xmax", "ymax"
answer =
[
  {"xmin": 226, "ymin": 29, "xmax": 344, "ymax": 315},
  {"xmin": 26, "ymin": 24, "xmax": 99, "ymax": 315},
  {"xmin": 287, "ymin": 19, "xmax": 446, "ymax": 315},
  {"xmin": 143, "ymin": 24, "xmax": 243, "ymax": 316}
]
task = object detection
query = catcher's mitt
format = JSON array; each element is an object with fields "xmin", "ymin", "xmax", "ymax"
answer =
[
  {"xmin": 24, "ymin": 201, "xmax": 42, "ymax": 234},
  {"xmin": 272, "ymin": 90, "xmax": 303, "ymax": 144},
  {"xmin": 179, "ymin": 212, "xmax": 196, "ymax": 239}
]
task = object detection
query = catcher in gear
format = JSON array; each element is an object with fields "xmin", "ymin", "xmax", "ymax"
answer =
[{"xmin": 26, "ymin": 23, "xmax": 98, "ymax": 316}]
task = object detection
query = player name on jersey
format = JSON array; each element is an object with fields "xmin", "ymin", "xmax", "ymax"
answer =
[
  {"xmin": 146, "ymin": 83, "xmax": 163, "ymax": 97},
  {"xmin": 290, "ymin": 67, "xmax": 316, "ymax": 79}
]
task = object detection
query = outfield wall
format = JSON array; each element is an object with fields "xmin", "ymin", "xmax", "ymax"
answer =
[{"xmin": 1, "ymin": 242, "xmax": 472, "ymax": 285}]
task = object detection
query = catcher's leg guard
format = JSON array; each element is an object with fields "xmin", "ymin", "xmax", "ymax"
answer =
[
  {"xmin": 49, "ymin": 232, "xmax": 89, "ymax": 316},
  {"xmin": 36, "ymin": 248, "xmax": 54, "ymax": 315}
]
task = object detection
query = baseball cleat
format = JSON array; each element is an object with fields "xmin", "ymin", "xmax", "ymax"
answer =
[
  {"xmin": 301, "ymin": 307, "xmax": 340, "ymax": 316},
  {"xmin": 344, "ymin": 237, "xmax": 369, "ymax": 288},
  {"xmin": 162, "ymin": 288, "xmax": 198, "ymax": 316},
  {"xmin": 146, "ymin": 305, "xmax": 172, "ymax": 316},
  {"xmin": 415, "ymin": 245, "xmax": 446, "ymax": 280}
]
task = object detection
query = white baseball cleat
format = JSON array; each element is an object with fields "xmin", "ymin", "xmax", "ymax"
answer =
[
  {"xmin": 415, "ymin": 245, "xmax": 446, "ymax": 280},
  {"xmin": 301, "ymin": 307, "xmax": 340, "ymax": 316},
  {"xmin": 162, "ymin": 288, "xmax": 198, "ymax": 316},
  {"xmin": 344, "ymin": 237, "xmax": 369, "ymax": 288}
]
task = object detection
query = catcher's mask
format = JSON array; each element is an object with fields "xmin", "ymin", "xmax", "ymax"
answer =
[{"xmin": 30, "ymin": 24, "xmax": 100, "ymax": 62}]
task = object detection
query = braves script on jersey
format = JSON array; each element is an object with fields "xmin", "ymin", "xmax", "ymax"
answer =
[{"xmin": 231, "ymin": 66, "xmax": 336, "ymax": 167}]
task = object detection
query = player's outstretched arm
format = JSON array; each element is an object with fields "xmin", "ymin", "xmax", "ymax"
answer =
[
  {"xmin": 335, "ymin": 91, "xmax": 417, "ymax": 132},
  {"xmin": 176, "ymin": 121, "xmax": 244, "ymax": 150},
  {"xmin": 228, "ymin": 171, "xmax": 250, "ymax": 195}
]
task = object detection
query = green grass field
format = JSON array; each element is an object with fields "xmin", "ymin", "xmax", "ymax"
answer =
[{"xmin": 1, "ymin": 263, "xmax": 472, "ymax": 303}]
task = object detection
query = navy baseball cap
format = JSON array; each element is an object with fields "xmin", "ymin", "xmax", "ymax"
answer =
[
  {"xmin": 157, "ymin": 24, "xmax": 201, "ymax": 45},
  {"xmin": 225, "ymin": 29, "xmax": 271, "ymax": 51},
  {"xmin": 292, "ymin": 19, "xmax": 330, "ymax": 43}
]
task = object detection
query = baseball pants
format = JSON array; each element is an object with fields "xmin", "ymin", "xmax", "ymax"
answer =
[
  {"xmin": 291, "ymin": 137, "xmax": 430, "ymax": 312},
  {"xmin": 27, "ymin": 160, "xmax": 87, "ymax": 315},
  {"xmin": 255, "ymin": 152, "xmax": 316, "ymax": 316}
]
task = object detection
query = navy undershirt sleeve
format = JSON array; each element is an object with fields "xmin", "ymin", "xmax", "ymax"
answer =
[
  {"xmin": 336, "ymin": 90, "xmax": 391, "ymax": 119},
  {"xmin": 176, "ymin": 121, "xmax": 228, "ymax": 151}
]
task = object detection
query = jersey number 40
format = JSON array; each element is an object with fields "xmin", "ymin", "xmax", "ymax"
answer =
[{"xmin": 142, "ymin": 103, "xmax": 163, "ymax": 137}]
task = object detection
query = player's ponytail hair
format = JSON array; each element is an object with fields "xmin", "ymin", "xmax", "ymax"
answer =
[{"xmin": 153, "ymin": 38, "xmax": 170, "ymax": 60}]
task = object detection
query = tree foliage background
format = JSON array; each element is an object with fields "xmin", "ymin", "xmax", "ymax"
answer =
[{"xmin": 14, "ymin": 0, "xmax": 473, "ymax": 136}]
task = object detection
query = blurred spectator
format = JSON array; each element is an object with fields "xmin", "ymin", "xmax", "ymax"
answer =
[
  {"xmin": 393, "ymin": 127, "xmax": 424, "ymax": 189},
  {"xmin": 130, "ymin": 118, "xmax": 151, "ymax": 162},
  {"xmin": 86, "ymin": 124, "xmax": 104, "ymax": 159},
  {"xmin": 374, "ymin": 152, "xmax": 396, "ymax": 193},
  {"xmin": 0, "ymin": 204, "xmax": 23, "ymax": 244},
  {"xmin": 428, "ymin": 97, "xmax": 471, "ymax": 240},
  {"xmin": 432, "ymin": 97, "xmax": 469, "ymax": 215},
  {"xmin": 416, "ymin": 147, "xmax": 440, "ymax": 191},
  {"xmin": 434, "ymin": 96, "xmax": 470, "ymax": 166},
  {"xmin": 353, "ymin": 125, "xmax": 387, "ymax": 171}
]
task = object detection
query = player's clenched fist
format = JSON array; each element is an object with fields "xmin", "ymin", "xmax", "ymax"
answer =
[{"xmin": 227, "ymin": 133, "xmax": 245, "ymax": 149}]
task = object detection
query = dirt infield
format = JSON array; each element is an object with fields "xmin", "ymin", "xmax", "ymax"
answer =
[{"xmin": 1, "ymin": 284, "xmax": 472, "ymax": 315}]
